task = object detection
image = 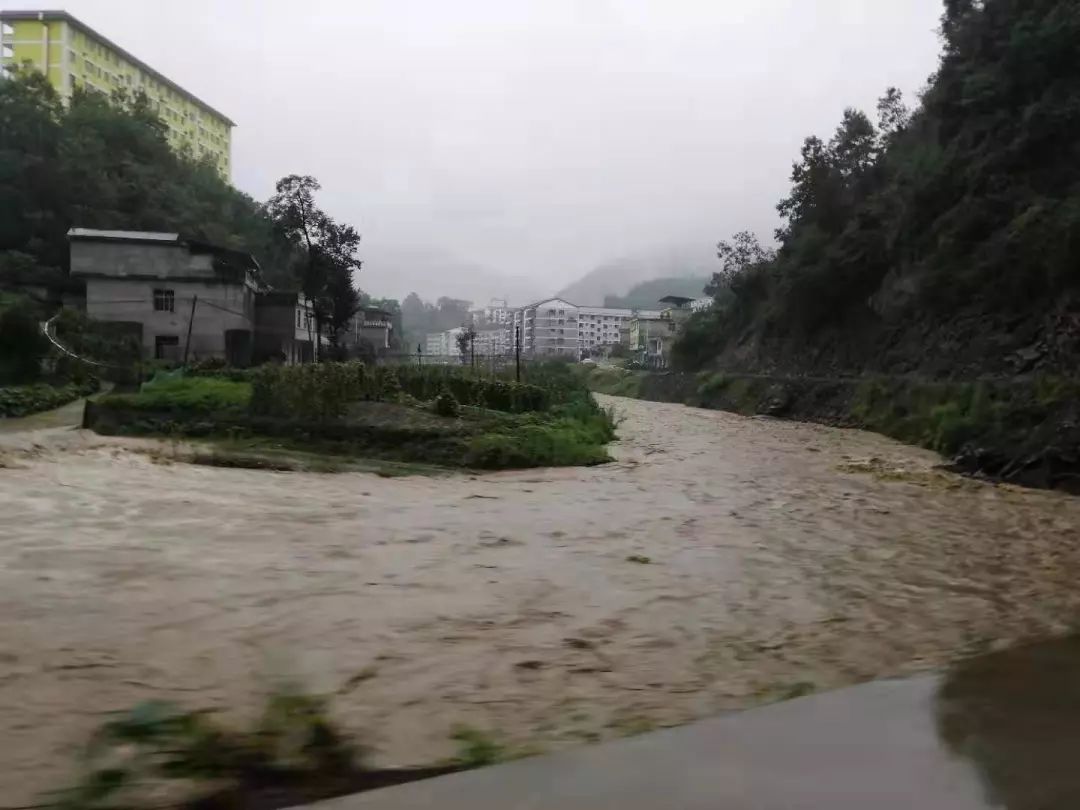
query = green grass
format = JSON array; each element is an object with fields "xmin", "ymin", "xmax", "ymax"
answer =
[
  {"xmin": 462, "ymin": 398, "xmax": 616, "ymax": 469},
  {"xmin": 448, "ymin": 726, "xmax": 506, "ymax": 768},
  {"xmin": 101, "ymin": 376, "xmax": 252, "ymax": 413},
  {"xmin": 580, "ymin": 366, "xmax": 644, "ymax": 398}
]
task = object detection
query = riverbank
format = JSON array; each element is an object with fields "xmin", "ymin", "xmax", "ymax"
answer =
[
  {"xmin": 2, "ymin": 395, "xmax": 1079, "ymax": 805},
  {"xmin": 582, "ymin": 367, "xmax": 1080, "ymax": 493}
]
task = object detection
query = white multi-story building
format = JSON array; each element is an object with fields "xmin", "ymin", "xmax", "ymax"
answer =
[
  {"xmin": 577, "ymin": 306, "xmax": 661, "ymax": 353},
  {"xmin": 470, "ymin": 298, "xmax": 514, "ymax": 327},
  {"xmin": 425, "ymin": 328, "xmax": 462, "ymax": 358},
  {"xmin": 511, "ymin": 298, "xmax": 579, "ymax": 357},
  {"xmin": 508, "ymin": 298, "xmax": 663, "ymax": 357},
  {"xmin": 475, "ymin": 328, "xmax": 510, "ymax": 355}
]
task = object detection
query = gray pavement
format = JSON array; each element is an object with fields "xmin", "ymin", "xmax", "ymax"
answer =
[{"xmin": 307, "ymin": 675, "xmax": 992, "ymax": 810}]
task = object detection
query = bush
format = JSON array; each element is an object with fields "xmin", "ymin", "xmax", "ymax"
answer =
[
  {"xmin": 250, "ymin": 362, "xmax": 361, "ymax": 421},
  {"xmin": 100, "ymin": 376, "xmax": 251, "ymax": 414},
  {"xmin": 433, "ymin": 387, "xmax": 460, "ymax": 418},
  {"xmin": 52, "ymin": 308, "xmax": 141, "ymax": 368},
  {"xmin": 392, "ymin": 365, "xmax": 551, "ymax": 413},
  {"xmin": 0, "ymin": 379, "xmax": 98, "ymax": 417}
]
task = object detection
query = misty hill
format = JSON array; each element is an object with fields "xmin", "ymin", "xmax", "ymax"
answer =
[
  {"xmin": 557, "ymin": 246, "xmax": 715, "ymax": 306},
  {"xmin": 676, "ymin": 0, "xmax": 1080, "ymax": 380},
  {"xmin": 603, "ymin": 276, "xmax": 708, "ymax": 309},
  {"xmin": 360, "ymin": 243, "xmax": 543, "ymax": 308}
]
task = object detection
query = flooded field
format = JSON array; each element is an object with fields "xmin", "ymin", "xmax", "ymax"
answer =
[{"xmin": 2, "ymin": 394, "xmax": 1079, "ymax": 803}]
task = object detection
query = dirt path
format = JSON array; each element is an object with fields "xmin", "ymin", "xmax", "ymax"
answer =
[{"xmin": 2, "ymin": 396, "xmax": 1079, "ymax": 803}]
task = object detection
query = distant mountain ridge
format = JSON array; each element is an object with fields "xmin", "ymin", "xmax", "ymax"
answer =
[
  {"xmin": 556, "ymin": 245, "xmax": 715, "ymax": 306},
  {"xmin": 361, "ymin": 243, "xmax": 544, "ymax": 306},
  {"xmin": 603, "ymin": 276, "xmax": 709, "ymax": 309}
]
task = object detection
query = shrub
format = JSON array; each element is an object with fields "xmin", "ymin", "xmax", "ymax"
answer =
[
  {"xmin": 390, "ymin": 366, "xmax": 552, "ymax": 413},
  {"xmin": 56, "ymin": 691, "xmax": 358, "ymax": 808},
  {"xmin": 433, "ymin": 387, "xmax": 460, "ymax": 418},
  {"xmin": 52, "ymin": 308, "xmax": 141, "ymax": 367},
  {"xmin": 100, "ymin": 376, "xmax": 250, "ymax": 414},
  {"xmin": 0, "ymin": 379, "xmax": 99, "ymax": 417},
  {"xmin": 250, "ymin": 363, "xmax": 361, "ymax": 421}
]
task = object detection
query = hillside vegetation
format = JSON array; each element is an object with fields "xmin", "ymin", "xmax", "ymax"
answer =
[
  {"xmin": 603, "ymin": 276, "xmax": 707, "ymax": 309},
  {"xmin": 676, "ymin": 0, "xmax": 1080, "ymax": 378},
  {"xmin": 0, "ymin": 68, "xmax": 296, "ymax": 291}
]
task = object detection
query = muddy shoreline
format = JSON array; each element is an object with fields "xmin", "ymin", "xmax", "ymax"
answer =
[{"xmin": 2, "ymin": 395, "xmax": 1079, "ymax": 805}]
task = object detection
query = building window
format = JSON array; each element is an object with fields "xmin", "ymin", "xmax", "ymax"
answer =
[
  {"xmin": 154, "ymin": 335, "xmax": 179, "ymax": 360},
  {"xmin": 153, "ymin": 288, "xmax": 175, "ymax": 312}
]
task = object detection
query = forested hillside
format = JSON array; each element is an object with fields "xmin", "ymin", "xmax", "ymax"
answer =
[
  {"xmin": 603, "ymin": 276, "xmax": 707, "ymax": 309},
  {"xmin": 677, "ymin": 0, "xmax": 1080, "ymax": 377},
  {"xmin": 0, "ymin": 68, "xmax": 296, "ymax": 290}
]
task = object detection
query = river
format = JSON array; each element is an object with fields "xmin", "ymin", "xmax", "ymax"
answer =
[{"xmin": 1, "ymin": 394, "xmax": 1078, "ymax": 803}]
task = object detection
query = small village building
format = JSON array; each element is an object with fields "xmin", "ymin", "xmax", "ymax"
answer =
[{"xmin": 69, "ymin": 228, "xmax": 258, "ymax": 364}]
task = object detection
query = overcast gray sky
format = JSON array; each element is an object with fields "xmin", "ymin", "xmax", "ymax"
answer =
[{"xmin": 29, "ymin": 0, "xmax": 944, "ymax": 300}]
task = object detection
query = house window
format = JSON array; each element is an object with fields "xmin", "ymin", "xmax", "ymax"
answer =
[
  {"xmin": 154, "ymin": 335, "xmax": 179, "ymax": 360},
  {"xmin": 153, "ymin": 288, "xmax": 175, "ymax": 312},
  {"xmin": 296, "ymin": 308, "xmax": 301, "ymax": 328}
]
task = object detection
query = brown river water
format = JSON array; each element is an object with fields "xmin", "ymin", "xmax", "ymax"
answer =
[{"xmin": 1, "ymin": 394, "xmax": 1079, "ymax": 804}]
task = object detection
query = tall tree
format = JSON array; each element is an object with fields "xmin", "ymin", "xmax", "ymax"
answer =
[
  {"xmin": 266, "ymin": 175, "xmax": 362, "ymax": 357},
  {"xmin": 0, "ymin": 68, "xmax": 297, "ymax": 287},
  {"xmin": 707, "ymin": 231, "xmax": 774, "ymax": 297},
  {"xmin": 876, "ymin": 87, "xmax": 910, "ymax": 140}
]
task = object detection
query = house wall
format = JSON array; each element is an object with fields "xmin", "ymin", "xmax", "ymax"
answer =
[
  {"xmin": 85, "ymin": 278, "xmax": 253, "ymax": 361},
  {"xmin": 358, "ymin": 323, "xmax": 391, "ymax": 350},
  {"xmin": 254, "ymin": 296, "xmax": 313, "ymax": 364},
  {"xmin": 518, "ymin": 298, "xmax": 579, "ymax": 357},
  {"xmin": 577, "ymin": 307, "xmax": 662, "ymax": 352},
  {"xmin": 71, "ymin": 239, "xmax": 218, "ymax": 281}
]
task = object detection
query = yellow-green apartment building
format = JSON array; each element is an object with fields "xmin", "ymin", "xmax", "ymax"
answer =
[{"xmin": 0, "ymin": 9, "xmax": 233, "ymax": 179}]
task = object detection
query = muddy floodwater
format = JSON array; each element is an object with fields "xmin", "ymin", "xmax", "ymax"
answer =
[{"xmin": 2, "ymin": 395, "xmax": 1079, "ymax": 803}]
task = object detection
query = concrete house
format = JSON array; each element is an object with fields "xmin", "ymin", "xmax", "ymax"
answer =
[
  {"xmin": 253, "ymin": 291, "xmax": 317, "ymax": 365},
  {"xmin": 628, "ymin": 296, "xmax": 696, "ymax": 368},
  {"xmin": 343, "ymin": 307, "xmax": 394, "ymax": 356},
  {"xmin": 70, "ymin": 228, "xmax": 260, "ymax": 364}
]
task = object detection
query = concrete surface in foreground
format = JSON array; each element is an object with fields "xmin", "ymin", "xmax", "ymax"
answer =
[{"xmin": 308, "ymin": 675, "xmax": 990, "ymax": 810}]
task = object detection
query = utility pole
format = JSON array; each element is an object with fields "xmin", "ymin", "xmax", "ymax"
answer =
[
  {"xmin": 182, "ymin": 294, "xmax": 198, "ymax": 366},
  {"xmin": 417, "ymin": 343, "xmax": 423, "ymax": 369},
  {"xmin": 470, "ymin": 330, "xmax": 476, "ymax": 371},
  {"xmin": 515, "ymin": 325, "xmax": 521, "ymax": 383}
]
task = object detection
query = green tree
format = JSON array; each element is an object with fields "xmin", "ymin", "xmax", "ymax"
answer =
[
  {"xmin": 676, "ymin": 0, "xmax": 1080, "ymax": 371},
  {"xmin": 0, "ymin": 306, "xmax": 48, "ymax": 383},
  {"xmin": 0, "ymin": 68, "xmax": 298, "ymax": 290},
  {"xmin": 456, "ymin": 324, "xmax": 477, "ymax": 364},
  {"xmin": 266, "ymin": 175, "xmax": 362, "ymax": 356}
]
